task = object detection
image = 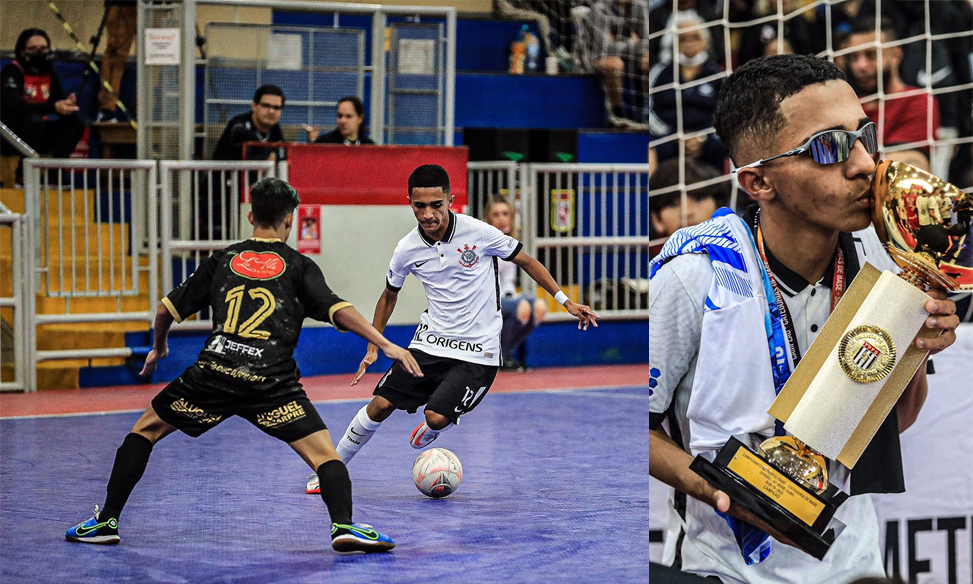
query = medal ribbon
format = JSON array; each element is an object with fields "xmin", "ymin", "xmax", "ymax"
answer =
[{"xmin": 755, "ymin": 212, "xmax": 845, "ymax": 434}]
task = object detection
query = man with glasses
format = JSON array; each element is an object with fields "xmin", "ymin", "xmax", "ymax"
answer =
[
  {"xmin": 212, "ymin": 84, "xmax": 286, "ymax": 161},
  {"xmin": 648, "ymin": 55, "xmax": 959, "ymax": 582}
]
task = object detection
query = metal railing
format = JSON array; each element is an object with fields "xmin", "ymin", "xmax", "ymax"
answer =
[
  {"xmin": 467, "ymin": 161, "xmax": 520, "ymax": 220},
  {"xmin": 160, "ymin": 160, "xmax": 275, "ymax": 329},
  {"xmin": 0, "ymin": 121, "xmax": 39, "ymax": 159},
  {"xmin": 22, "ymin": 159, "xmax": 158, "ymax": 382},
  {"xmin": 0, "ymin": 212, "xmax": 32, "ymax": 392},
  {"xmin": 522, "ymin": 163, "xmax": 651, "ymax": 321}
]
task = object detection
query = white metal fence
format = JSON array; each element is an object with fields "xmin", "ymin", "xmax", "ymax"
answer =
[
  {"xmin": 0, "ymin": 212, "xmax": 31, "ymax": 392},
  {"xmin": 22, "ymin": 160, "xmax": 159, "ymax": 374},
  {"xmin": 6, "ymin": 159, "xmax": 644, "ymax": 390},
  {"xmin": 521, "ymin": 163, "xmax": 651, "ymax": 321},
  {"xmin": 160, "ymin": 160, "xmax": 275, "ymax": 330}
]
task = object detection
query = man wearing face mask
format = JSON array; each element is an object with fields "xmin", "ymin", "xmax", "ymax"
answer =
[
  {"xmin": 1, "ymin": 28, "xmax": 86, "ymax": 159},
  {"xmin": 646, "ymin": 10, "xmax": 727, "ymax": 172}
]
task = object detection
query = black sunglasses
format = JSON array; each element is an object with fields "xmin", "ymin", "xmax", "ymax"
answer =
[{"xmin": 733, "ymin": 121, "xmax": 878, "ymax": 173}]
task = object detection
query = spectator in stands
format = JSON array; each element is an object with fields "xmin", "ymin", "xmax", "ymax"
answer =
[
  {"xmin": 95, "ymin": 0, "xmax": 137, "ymax": 123},
  {"xmin": 212, "ymin": 84, "xmax": 285, "ymax": 161},
  {"xmin": 646, "ymin": 11, "xmax": 726, "ymax": 172},
  {"xmin": 648, "ymin": 158, "xmax": 728, "ymax": 257},
  {"xmin": 303, "ymin": 96, "xmax": 375, "ymax": 145},
  {"xmin": 648, "ymin": 0, "xmax": 725, "ymax": 67},
  {"xmin": 484, "ymin": 194, "xmax": 547, "ymax": 371},
  {"xmin": 588, "ymin": 0, "xmax": 651, "ymax": 124},
  {"xmin": 840, "ymin": 17, "xmax": 940, "ymax": 171},
  {"xmin": 734, "ymin": 0, "xmax": 813, "ymax": 67},
  {"xmin": 0, "ymin": 28, "xmax": 85, "ymax": 159}
]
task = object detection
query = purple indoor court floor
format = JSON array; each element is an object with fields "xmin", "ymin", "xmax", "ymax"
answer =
[{"xmin": 1, "ymin": 381, "xmax": 650, "ymax": 583}]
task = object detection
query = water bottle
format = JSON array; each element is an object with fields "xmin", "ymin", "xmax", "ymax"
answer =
[{"xmin": 525, "ymin": 32, "xmax": 540, "ymax": 72}]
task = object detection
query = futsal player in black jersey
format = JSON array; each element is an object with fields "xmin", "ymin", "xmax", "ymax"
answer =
[{"xmin": 66, "ymin": 177, "xmax": 422, "ymax": 553}]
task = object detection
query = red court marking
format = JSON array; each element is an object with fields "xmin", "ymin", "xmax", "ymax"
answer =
[{"xmin": 0, "ymin": 364, "xmax": 649, "ymax": 419}]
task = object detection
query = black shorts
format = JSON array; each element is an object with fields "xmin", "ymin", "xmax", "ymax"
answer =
[
  {"xmin": 373, "ymin": 349, "xmax": 498, "ymax": 424},
  {"xmin": 151, "ymin": 374, "xmax": 326, "ymax": 443}
]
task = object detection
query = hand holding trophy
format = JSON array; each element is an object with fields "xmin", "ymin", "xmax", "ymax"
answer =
[{"xmin": 691, "ymin": 160, "xmax": 971, "ymax": 560}]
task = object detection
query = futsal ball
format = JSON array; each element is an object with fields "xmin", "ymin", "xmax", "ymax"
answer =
[{"xmin": 412, "ymin": 448, "xmax": 463, "ymax": 498}]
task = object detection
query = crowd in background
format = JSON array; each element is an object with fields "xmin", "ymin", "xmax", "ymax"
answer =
[{"xmin": 642, "ymin": 0, "xmax": 973, "ymax": 244}]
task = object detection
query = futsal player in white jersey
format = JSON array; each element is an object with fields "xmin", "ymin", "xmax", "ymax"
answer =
[
  {"xmin": 648, "ymin": 55, "xmax": 960, "ymax": 583},
  {"xmin": 306, "ymin": 164, "xmax": 599, "ymax": 493}
]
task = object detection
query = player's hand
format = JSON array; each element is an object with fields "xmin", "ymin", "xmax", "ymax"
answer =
[
  {"xmin": 302, "ymin": 124, "xmax": 320, "ymax": 142},
  {"xmin": 565, "ymin": 300, "xmax": 600, "ymax": 330},
  {"xmin": 351, "ymin": 345, "xmax": 380, "ymax": 386},
  {"xmin": 711, "ymin": 489, "xmax": 798, "ymax": 550},
  {"xmin": 917, "ymin": 290, "xmax": 958, "ymax": 355},
  {"xmin": 139, "ymin": 346, "xmax": 168, "ymax": 378},
  {"xmin": 382, "ymin": 345, "xmax": 423, "ymax": 379}
]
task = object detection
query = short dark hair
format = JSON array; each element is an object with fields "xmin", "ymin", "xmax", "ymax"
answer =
[
  {"xmin": 408, "ymin": 164, "xmax": 451, "ymax": 198},
  {"xmin": 15, "ymin": 28, "xmax": 50, "ymax": 61},
  {"xmin": 250, "ymin": 177, "xmax": 300, "ymax": 228},
  {"xmin": 649, "ymin": 159, "xmax": 729, "ymax": 212},
  {"xmin": 714, "ymin": 54, "xmax": 845, "ymax": 166},
  {"xmin": 337, "ymin": 96, "xmax": 365, "ymax": 118},
  {"xmin": 253, "ymin": 84, "xmax": 285, "ymax": 107}
]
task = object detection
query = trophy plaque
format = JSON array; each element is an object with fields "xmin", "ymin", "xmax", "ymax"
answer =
[{"xmin": 691, "ymin": 160, "xmax": 971, "ymax": 560}]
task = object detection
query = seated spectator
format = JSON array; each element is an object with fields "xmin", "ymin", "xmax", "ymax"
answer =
[
  {"xmin": 303, "ymin": 96, "xmax": 374, "ymax": 145},
  {"xmin": 212, "ymin": 84, "xmax": 285, "ymax": 160},
  {"xmin": 589, "ymin": 0, "xmax": 651, "ymax": 124},
  {"xmin": 649, "ymin": 0, "xmax": 725, "ymax": 67},
  {"xmin": 841, "ymin": 17, "xmax": 939, "ymax": 171},
  {"xmin": 648, "ymin": 158, "xmax": 728, "ymax": 256},
  {"xmin": 646, "ymin": 11, "xmax": 726, "ymax": 171},
  {"xmin": 0, "ymin": 28, "xmax": 85, "ymax": 160},
  {"xmin": 484, "ymin": 194, "xmax": 546, "ymax": 371},
  {"xmin": 735, "ymin": 0, "xmax": 812, "ymax": 66}
]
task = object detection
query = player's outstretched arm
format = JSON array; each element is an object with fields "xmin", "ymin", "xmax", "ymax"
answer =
[
  {"xmin": 140, "ymin": 304, "xmax": 175, "ymax": 377},
  {"xmin": 349, "ymin": 287, "xmax": 400, "ymax": 385},
  {"xmin": 331, "ymin": 302, "xmax": 422, "ymax": 384},
  {"xmin": 511, "ymin": 250, "xmax": 600, "ymax": 330}
]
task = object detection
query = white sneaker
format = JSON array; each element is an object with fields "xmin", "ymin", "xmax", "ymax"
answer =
[
  {"xmin": 409, "ymin": 422, "xmax": 439, "ymax": 449},
  {"xmin": 305, "ymin": 474, "xmax": 320, "ymax": 494}
]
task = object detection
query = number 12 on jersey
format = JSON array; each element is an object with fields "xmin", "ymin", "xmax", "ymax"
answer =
[{"xmin": 224, "ymin": 285, "xmax": 275, "ymax": 339}]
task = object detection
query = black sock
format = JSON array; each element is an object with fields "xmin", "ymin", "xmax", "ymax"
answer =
[
  {"xmin": 101, "ymin": 433, "xmax": 153, "ymax": 520},
  {"xmin": 317, "ymin": 460, "xmax": 353, "ymax": 526}
]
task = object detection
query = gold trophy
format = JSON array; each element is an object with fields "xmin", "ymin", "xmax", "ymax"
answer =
[{"xmin": 691, "ymin": 160, "xmax": 970, "ymax": 560}]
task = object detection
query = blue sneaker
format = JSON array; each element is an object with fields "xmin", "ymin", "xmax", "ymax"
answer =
[
  {"xmin": 65, "ymin": 506, "xmax": 120, "ymax": 545},
  {"xmin": 330, "ymin": 522, "xmax": 395, "ymax": 553}
]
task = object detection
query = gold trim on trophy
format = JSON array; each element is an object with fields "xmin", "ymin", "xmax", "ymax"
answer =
[{"xmin": 838, "ymin": 325, "xmax": 897, "ymax": 383}]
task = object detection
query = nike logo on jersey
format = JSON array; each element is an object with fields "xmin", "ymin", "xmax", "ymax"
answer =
[{"xmin": 415, "ymin": 260, "xmax": 429, "ymax": 268}]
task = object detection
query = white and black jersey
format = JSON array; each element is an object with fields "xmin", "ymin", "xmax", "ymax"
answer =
[{"xmin": 386, "ymin": 211, "xmax": 522, "ymax": 366}]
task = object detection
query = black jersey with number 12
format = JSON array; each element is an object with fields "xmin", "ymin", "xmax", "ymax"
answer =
[{"xmin": 162, "ymin": 239, "xmax": 350, "ymax": 397}]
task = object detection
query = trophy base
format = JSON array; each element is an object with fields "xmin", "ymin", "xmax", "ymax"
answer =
[{"xmin": 690, "ymin": 437, "xmax": 849, "ymax": 560}]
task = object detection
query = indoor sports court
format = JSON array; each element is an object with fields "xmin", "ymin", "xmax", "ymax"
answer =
[{"xmin": 1, "ymin": 365, "xmax": 651, "ymax": 583}]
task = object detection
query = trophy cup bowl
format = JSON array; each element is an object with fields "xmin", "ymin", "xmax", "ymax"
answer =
[
  {"xmin": 758, "ymin": 436, "xmax": 828, "ymax": 493},
  {"xmin": 871, "ymin": 159, "xmax": 970, "ymax": 292}
]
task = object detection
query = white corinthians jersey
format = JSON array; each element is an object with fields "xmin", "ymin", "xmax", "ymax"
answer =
[{"xmin": 386, "ymin": 211, "xmax": 522, "ymax": 366}]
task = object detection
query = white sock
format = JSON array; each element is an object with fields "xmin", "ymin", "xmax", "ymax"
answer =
[{"xmin": 336, "ymin": 406, "xmax": 383, "ymax": 464}]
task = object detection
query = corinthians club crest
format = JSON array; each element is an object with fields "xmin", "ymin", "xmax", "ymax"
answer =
[
  {"xmin": 838, "ymin": 325, "xmax": 897, "ymax": 383},
  {"xmin": 457, "ymin": 244, "xmax": 479, "ymax": 268}
]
